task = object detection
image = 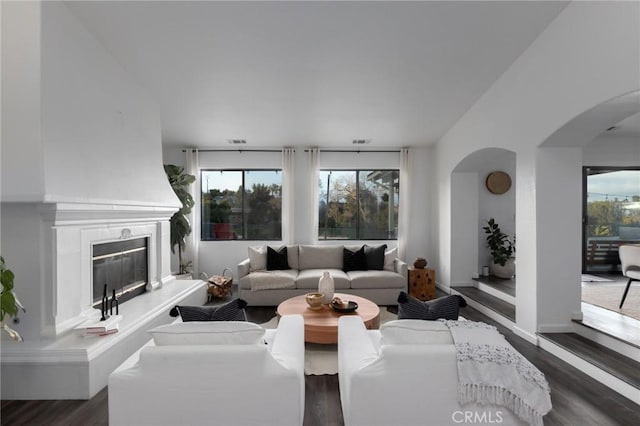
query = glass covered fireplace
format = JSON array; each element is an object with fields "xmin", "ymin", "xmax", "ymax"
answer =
[{"xmin": 92, "ymin": 237, "xmax": 149, "ymax": 309}]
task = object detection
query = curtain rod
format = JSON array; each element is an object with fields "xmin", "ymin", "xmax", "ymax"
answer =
[
  {"xmin": 303, "ymin": 149, "xmax": 400, "ymax": 153},
  {"xmin": 181, "ymin": 149, "xmax": 287, "ymax": 153}
]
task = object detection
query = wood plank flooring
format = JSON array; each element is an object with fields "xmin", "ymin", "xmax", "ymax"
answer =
[
  {"xmin": 2, "ymin": 304, "xmax": 639, "ymax": 425},
  {"xmin": 539, "ymin": 332, "xmax": 640, "ymax": 388},
  {"xmin": 454, "ymin": 286, "xmax": 516, "ymax": 321}
]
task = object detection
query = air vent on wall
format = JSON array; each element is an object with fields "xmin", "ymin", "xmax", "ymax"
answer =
[
  {"xmin": 352, "ymin": 139, "xmax": 372, "ymax": 145},
  {"xmin": 228, "ymin": 139, "xmax": 247, "ymax": 145}
]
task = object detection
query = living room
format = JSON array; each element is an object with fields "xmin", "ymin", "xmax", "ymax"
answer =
[{"xmin": 1, "ymin": 1, "xmax": 639, "ymax": 425}]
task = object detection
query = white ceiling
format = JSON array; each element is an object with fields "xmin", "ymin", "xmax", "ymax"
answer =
[{"xmin": 66, "ymin": 1, "xmax": 569, "ymax": 148}]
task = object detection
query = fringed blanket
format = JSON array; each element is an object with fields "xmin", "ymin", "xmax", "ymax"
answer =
[
  {"xmin": 249, "ymin": 271, "xmax": 296, "ymax": 291},
  {"xmin": 440, "ymin": 320, "xmax": 552, "ymax": 426}
]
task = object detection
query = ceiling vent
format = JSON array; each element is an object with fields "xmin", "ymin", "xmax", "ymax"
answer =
[
  {"xmin": 352, "ymin": 139, "xmax": 372, "ymax": 145},
  {"xmin": 228, "ymin": 139, "xmax": 247, "ymax": 145}
]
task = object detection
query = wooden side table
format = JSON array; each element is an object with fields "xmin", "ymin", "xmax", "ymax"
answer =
[{"xmin": 408, "ymin": 267, "xmax": 436, "ymax": 301}]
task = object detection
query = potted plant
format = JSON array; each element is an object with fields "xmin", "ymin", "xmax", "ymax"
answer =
[
  {"xmin": 164, "ymin": 164, "xmax": 196, "ymax": 277},
  {"xmin": 482, "ymin": 218, "xmax": 516, "ymax": 279},
  {"xmin": 1, "ymin": 256, "xmax": 26, "ymax": 341}
]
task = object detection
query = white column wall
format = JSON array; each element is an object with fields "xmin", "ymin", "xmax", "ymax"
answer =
[
  {"xmin": 451, "ymin": 172, "xmax": 479, "ymax": 286},
  {"xmin": 536, "ymin": 147, "xmax": 583, "ymax": 332},
  {"xmin": 434, "ymin": 1, "xmax": 639, "ymax": 339}
]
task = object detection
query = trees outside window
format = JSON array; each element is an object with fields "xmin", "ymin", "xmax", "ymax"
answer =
[
  {"xmin": 202, "ymin": 170, "xmax": 282, "ymax": 241},
  {"xmin": 319, "ymin": 170, "xmax": 399, "ymax": 240}
]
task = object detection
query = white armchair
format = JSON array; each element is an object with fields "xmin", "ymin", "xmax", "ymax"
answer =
[
  {"xmin": 109, "ymin": 315, "xmax": 305, "ymax": 426},
  {"xmin": 619, "ymin": 244, "xmax": 640, "ymax": 308},
  {"xmin": 338, "ymin": 316, "xmax": 527, "ymax": 426}
]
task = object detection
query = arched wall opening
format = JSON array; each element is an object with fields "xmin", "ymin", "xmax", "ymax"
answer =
[
  {"xmin": 535, "ymin": 91, "xmax": 640, "ymax": 332},
  {"xmin": 451, "ymin": 148, "xmax": 516, "ymax": 288}
]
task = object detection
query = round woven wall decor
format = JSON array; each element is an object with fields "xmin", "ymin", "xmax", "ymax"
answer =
[{"xmin": 485, "ymin": 171, "xmax": 511, "ymax": 194}]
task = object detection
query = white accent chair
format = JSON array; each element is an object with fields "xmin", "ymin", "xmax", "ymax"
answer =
[
  {"xmin": 338, "ymin": 316, "xmax": 527, "ymax": 426},
  {"xmin": 619, "ymin": 244, "xmax": 640, "ymax": 308},
  {"xmin": 108, "ymin": 315, "xmax": 305, "ymax": 426}
]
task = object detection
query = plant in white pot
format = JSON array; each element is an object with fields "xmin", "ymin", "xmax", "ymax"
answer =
[
  {"xmin": 483, "ymin": 218, "xmax": 516, "ymax": 279},
  {"xmin": 164, "ymin": 164, "xmax": 196, "ymax": 277}
]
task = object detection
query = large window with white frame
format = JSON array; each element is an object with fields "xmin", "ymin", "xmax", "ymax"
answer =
[
  {"xmin": 319, "ymin": 169, "xmax": 399, "ymax": 240},
  {"xmin": 201, "ymin": 169, "xmax": 282, "ymax": 241}
]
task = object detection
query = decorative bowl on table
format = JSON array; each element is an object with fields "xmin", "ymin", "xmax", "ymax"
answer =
[
  {"xmin": 305, "ymin": 292, "xmax": 325, "ymax": 310},
  {"xmin": 331, "ymin": 296, "xmax": 358, "ymax": 313}
]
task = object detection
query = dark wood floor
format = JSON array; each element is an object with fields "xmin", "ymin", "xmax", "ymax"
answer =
[
  {"xmin": 454, "ymin": 286, "xmax": 516, "ymax": 321},
  {"xmin": 539, "ymin": 332, "xmax": 640, "ymax": 388},
  {"xmin": 2, "ymin": 304, "xmax": 639, "ymax": 426}
]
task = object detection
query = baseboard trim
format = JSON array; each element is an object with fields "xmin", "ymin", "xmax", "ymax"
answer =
[
  {"xmin": 538, "ymin": 324, "xmax": 575, "ymax": 333},
  {"xmin": 513, "ymin": 325, "xmax": 539, "ymax": 345}
]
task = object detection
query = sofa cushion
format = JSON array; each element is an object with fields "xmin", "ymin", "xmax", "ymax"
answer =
[
  {"xmin": 170, "ymin": 298, "xmax": 247, "ymax": 322},
  {"xmin": 343, "ymin": 246, "xmax": 367, "ymax": 272},
  {"xmin": 380, "ymin": 320, "xmax": 453, "ymax": 345},
  {"xmin": 286, "ymin": 245, "xmax": 299, "ymax": 270},
  {"xmin": 267, "ymin": 246, "xmax": 290, "ymax": 270},
  {"xmin": 347, "ymin": 270, "xmax": 406, "ymax": 289},
  {"xmin": 248, "ymin": 245, "xmax": 267, "ymax": 271},
  {"xmin": 397, "ymin": 291, "xmax": 467, "ymax": 320},
  {"xmin": 383, "ymin": 247, "xmax": 397, "ymax": 271},
  {"xmin": 149, "ymin": 321, "xmax": 265, "ymax": 346},
  {"xmin": 299, "ymin": 245, "xmax": 343, "ymax": 270},
  {"xmin": 296, "ymin": 269, "xmax": 350, "ymax": 289},
  {"xmin": 364, "ymin": 244, "xmax": 387, "ymax": 270},
  {"xmin": 238, "ymin": 269, "xmax": 298, "ymax": 290}
]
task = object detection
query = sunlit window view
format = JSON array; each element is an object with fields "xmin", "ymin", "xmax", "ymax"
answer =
[
  {"xmin": 319, "ymin": 170, "xmax": 399, "ymax": 240},
  {"xmin": 584, "ymin": 168, "xmax": 640, "ymax": 272},
  {"xmin": 201, "ymin": 170, "xmax": 282, "ymax": 241}
]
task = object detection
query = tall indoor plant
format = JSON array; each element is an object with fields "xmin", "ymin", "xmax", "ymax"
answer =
[
  {"xmin": 164, "ymin": 164, "xmax": 196, "ymax": 275},
  {"xmin": 1, "ymin": 256, "xmax": 25, "ymax": 341},
  {"xmin": 482, "ymin": 218, "xmax": 516, "ymax": 279}
]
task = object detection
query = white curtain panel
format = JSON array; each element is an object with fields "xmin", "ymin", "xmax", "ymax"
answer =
[
  {"xmin": 398, "ymin": 148, "xmax": 412, "ymax": 260},
  {"xmin": 185, "ymin": 148, "xmax": 200, "ymax": 275},
  {"xmin": 281, "ymin": 148, "xmax": 296, "ymax": 244},
  {"xmin": 308, "ymin": 148, "xmax": 320, "ymax": 243}
]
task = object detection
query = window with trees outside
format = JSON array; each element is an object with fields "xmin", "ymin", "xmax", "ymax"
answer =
[
  {"xmin": 583, "ymin": 167, "xmax": 640, "ymax": 272},
  {"xmin": 201, "ymin": 170, "xmax": 282, "ymax": 241},
  {"xmin": 319, "ymin": 170, "xmax": 399, "ymax": 240}
]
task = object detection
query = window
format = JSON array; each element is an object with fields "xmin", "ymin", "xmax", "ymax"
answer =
[
  {"xmin": 319, "ymin": 170, "xmax": 399, "ymax": 240},
  {"xmin": 201, "ymin": 170, "xmax": 282, "ymax": 241},
  {"xmin": 583, "ymin": 167, "xmax": 640, "ymax": 272}
]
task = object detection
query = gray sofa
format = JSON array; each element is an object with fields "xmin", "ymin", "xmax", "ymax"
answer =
[{"xmin": 237, "ymin": 244, "xmax": 408, "ymax": 306}]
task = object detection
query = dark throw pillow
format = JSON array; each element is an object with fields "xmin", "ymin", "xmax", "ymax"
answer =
[
  {"xmin": 343, "ymin": 246, "xmax": 368, "ymax": 272},
  {"xmin": 267, "ymin": 246, "xmax": 290, "ymax": 270},
  {"xmin": 397, "ymin": 291, "xmax": 467, "ymax": 320},
  {"xmin": 169, "ymin": 298, "xmax": 248, "ymax": 322},
  {"xmin": 364, "ymin": 244, "xmax": 387, "ymax": 270}
]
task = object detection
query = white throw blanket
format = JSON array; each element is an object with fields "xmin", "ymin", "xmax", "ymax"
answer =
[
  {"xmin": 440, "ymin": 320, "xmax": 552, "ymax": 426},
  {"xmin": 249, "ymin": 271, "xmax": 296, "ymax": 291}
]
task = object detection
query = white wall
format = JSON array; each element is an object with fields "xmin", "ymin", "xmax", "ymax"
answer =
[
  {"xmin": 450, "ymin": 173, "xmax": 479, "ymax": 286},
  {"xmin": 434, "ymin": 1, "xmax": 640, "ymax": 340},
  {"xmin": 1, "ymin": 2, "xmax": 178, "ymax": 208},
  {"xmin": 583, "ymin": 135, "xmax": 640, "ymax": 167},
  {"xmin": 163, "ymin": 147, "xmax": 433, "ymax": 277},
  {"xmin": 1, "ymin": 1, "xmax": 43, "ymax": 201}
]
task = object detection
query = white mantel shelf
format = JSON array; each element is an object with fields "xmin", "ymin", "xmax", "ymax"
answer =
[{"xmin": 1, "ymin": 278, "xmax": 206, "ymax": 400}]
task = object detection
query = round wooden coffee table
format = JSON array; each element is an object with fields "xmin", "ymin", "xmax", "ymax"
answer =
[{"xmin": 277, "ymin": 293, "xmax": 380, "ymax": 344}]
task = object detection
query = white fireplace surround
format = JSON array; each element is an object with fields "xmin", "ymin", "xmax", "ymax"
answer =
[{"xmin": 0, "ymin": 202, "xmax": 207, "ymax": 399}]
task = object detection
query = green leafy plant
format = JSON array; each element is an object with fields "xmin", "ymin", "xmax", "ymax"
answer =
[
  {"xmin": 1, "ymin": 256, "xmax": 25, "ymax": 341},
  {"xmin": 482, "ymin": 218, "xmax": 515, "ymax": 267},
  {"xmin": 164, "ymin": 164, "xmax": 196, "ymax": 275},
  {"xmin": 210, "ymin": 200, "xmax": 232, "ymax": 223}
]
